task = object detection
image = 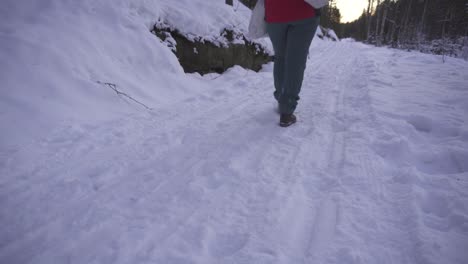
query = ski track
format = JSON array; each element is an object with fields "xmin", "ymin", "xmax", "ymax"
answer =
[{"xmin": 1, "ymin": 41, "xmax": 468, "ymax": 264}]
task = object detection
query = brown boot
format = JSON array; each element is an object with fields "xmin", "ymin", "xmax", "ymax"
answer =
[{"xmin": 279, "ymin": 113, "xmax": 297, "ymax": 127}]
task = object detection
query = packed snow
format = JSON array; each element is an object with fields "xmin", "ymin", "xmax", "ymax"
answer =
[{"xmin": 1, "ymin": 1, "xmax": 468, "ymax": 264}]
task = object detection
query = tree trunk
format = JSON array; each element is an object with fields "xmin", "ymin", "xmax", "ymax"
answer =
[
  {"xmin": 398, "ymin": 0, "xmax": 413, "ymax": 46},
  {"xmin": 420, "ymin": 0, "xmax": 429, "ymax": 35},
  {"xmin": 366, "ymin": 0, "xmax": 374, "ymax": 41},
  {"xmin": 238, "ymin": 0, "xmax": 256, "ymax": 9},
  {"xmin": 379, "ymin": 1, "xmax": 388, "ymax": 45},
  {"xmin": 417, "ymin": 0, "xmax": 430, "ymax": 49},
  {"xmin": 388, "ymin": 19, "xmax": 397, "ymax": 47},
  {"xmin": 392, "ymin": 0, "xmax": 401, "ymax": 47},
  {"xmin": 375, "ymin": 0, "xmax": 382, "ymax": 44}
]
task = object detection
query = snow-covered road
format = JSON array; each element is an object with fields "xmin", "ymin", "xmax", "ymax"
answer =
[{"xmin": 1, "ymin": 40, "xmax": 468, "ymax": 264}]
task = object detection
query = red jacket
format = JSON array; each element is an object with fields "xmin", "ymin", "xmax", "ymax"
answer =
[{"xmin": 265, "ymin": 0, "xmax": 316, "ymax": 23}]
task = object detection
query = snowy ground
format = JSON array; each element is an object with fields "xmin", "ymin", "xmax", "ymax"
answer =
[
  {"xmin": 1, "ymin": 1, "xmax": 468, "ymax": 264},
  {"xmin": 2, "ymin": 39, "xmax": 468, "ymax": 264}
]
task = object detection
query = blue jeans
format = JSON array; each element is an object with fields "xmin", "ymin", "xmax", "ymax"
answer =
[{"xmin": 266, "ymin": 17, "xmax": 319, "ymax": 114}]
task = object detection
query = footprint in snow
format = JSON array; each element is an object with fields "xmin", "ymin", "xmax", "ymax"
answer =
[
  {"xmin": 208, "ymin": 232, "xmax": 249, "ymax": 258},
  {"xmin": 415, "ymin": 148, "xmax": 468, "ymax": 175},
  {"xmin": 416, "ymin": 191, "xmax": 468, "ymax": 233},
  {"xmin": 371, "ymin": 134, "xmax": 411, "ymax": 165},
  {"xmin": 406, "ymin": 114, "xmax": 433, "ymax": 133},
  {"xmin": 418, "ymin": 192, "xmax": 451, "ymax": 218}
]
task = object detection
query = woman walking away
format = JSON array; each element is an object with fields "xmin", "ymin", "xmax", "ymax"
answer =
[{"xmin": 265, "ymin": 0, "xmax": 319, "ymax": 127}]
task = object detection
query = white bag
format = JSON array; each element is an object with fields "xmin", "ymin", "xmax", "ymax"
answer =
[
  {"xmin": 247, "ymin": 0, "xmax": 267, "ymax": 39},
  {"xmin": 304, "ymin": 0, "xmax": 329, "ymax": 9}
]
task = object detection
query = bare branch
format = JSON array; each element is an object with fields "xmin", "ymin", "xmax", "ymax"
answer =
[{"xmin": 97, "ymin": 81, "xmax": 153, "ymax": 110}]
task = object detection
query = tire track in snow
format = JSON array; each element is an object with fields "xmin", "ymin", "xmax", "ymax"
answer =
[
  {"xmin": 249, "ymin": 41, "xmax": 355, "ymax": 263},
  {"xmin": 300, "ymin": 43, "xmax": 357, "ymax": 263},
  {"xmin": 270, "ymin": 41, "xmax": 383, "ymax": 263},
  {"xmin": 314, "ymin": 44, "xmax": 424, "ymax": 264}
]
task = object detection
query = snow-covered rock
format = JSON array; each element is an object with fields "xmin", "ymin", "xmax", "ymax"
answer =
[
  {"xmin": 153, "ymin": 21, "xmax": 272, "ymax": 74},
  {"xmin": 316, "ymin": 26, "xmax": 340, "ymax": 41}
]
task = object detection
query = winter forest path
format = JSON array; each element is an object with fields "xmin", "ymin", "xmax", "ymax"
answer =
[{"xmin": 1, "ymin": 41, "xmax": 468, "ymax": 264}]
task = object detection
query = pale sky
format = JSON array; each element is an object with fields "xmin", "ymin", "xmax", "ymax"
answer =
[{"xmin": 335, "ymin": 0, "xmax": 369, "ymax": 23}]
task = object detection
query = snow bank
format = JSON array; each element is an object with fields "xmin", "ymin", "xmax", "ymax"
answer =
[{"xmin": 0, "ymin": 0, "xmax": 254, "ymax": 148}]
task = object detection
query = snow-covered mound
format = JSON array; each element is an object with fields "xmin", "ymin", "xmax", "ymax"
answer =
[{"xmin": 0, "ymin": 0, "xmax": 255, "ymax": 148}]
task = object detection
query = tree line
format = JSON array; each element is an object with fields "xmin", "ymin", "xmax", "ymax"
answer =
[{"xmin": 339, "ymin": 0, "xmax": 468, "ymax": 58}]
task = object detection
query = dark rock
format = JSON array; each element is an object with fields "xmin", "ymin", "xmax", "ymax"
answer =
[
  {"xmin": 238, "ymin": 0, "xmax": 257, "ymax": 9},
  {"xmin": 152, "ymin": 22, "xmax": 272, "ymax": 75}
]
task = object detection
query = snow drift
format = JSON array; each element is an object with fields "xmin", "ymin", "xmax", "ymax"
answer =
[{"xmin": 0, "ymin": 0, "xmax": 257, "ymax": 148}]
